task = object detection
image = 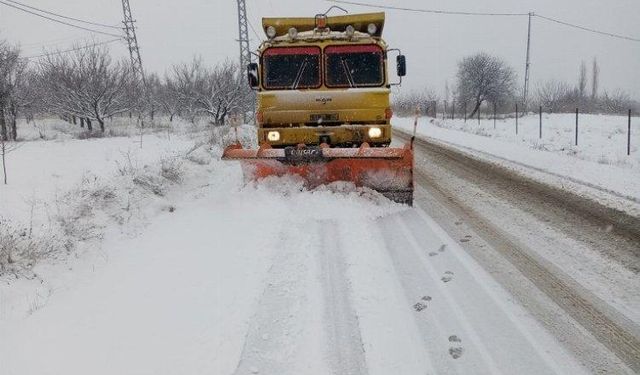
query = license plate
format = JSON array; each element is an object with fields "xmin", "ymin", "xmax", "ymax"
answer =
[{"xmin": 284, "ymin": 146, "xmax": 324, "ymax": 162}]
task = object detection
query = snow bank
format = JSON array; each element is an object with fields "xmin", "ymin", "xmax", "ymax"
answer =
[{"xmin": 396, "ymin": 114, "xmax": 640, "ymax": 213}]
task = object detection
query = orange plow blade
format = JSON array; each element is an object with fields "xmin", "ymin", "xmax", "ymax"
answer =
[{"xmin": 222, "ymin": 143, "xmax": 414, "ymax": 205}]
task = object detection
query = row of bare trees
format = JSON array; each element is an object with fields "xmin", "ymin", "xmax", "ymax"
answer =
[
  {"xmin": 535, "ymin": 59, "xmax": 638, "ymax": 114},
  {"xmin": 0, "ymin": 38, "xmax": 253, "ymax": 140},
  {"xmin": 159, "ymin": 58, "xmax": 251, "ymax": 125},
  {"xmin": 394, "ymin": 52, "xmax": 638, "ymax": 117}
]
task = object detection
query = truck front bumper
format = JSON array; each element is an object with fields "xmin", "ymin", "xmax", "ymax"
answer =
[{"xmin": 258, "ymin": 124, "xmax": 392, "ymax": 147}]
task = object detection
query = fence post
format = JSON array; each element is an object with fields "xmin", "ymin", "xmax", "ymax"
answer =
[
  {"xmin": 575, "ymin": 108, "xmax": 579, "ymax": 146},
  {"xmin": 493, "ymin": 102, "xmax": 497, "ymax": 129},
  {"xmin": 627, "ymin": 110, "xmax": 631, "ymax": 156},
  {"xmin": 515, "ymin": 103, "xmax": 519, "ymax": 135},
  {"xmin": 539, "ymin": 106, "xmax": 542, "ymax": 139},
  {"xmin": 478, "ymin": 105, "xmax": 481, "ymax": 125}
]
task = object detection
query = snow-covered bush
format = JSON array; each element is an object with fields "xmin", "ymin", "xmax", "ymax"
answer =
[
  {"xmin": 185, "ymin": 144, "xmax": 213, "ymax": 165},
  {"xmin": 0, "ymin": 219, "xmax": 69, "ymax": 277},
  {"xmin": 160, "ymin": 156, "xmax": 183, "ymax": 183}
]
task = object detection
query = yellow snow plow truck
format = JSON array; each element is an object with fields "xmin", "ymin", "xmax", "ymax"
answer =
[{"xmin": 223, "ymin": 12, "xmax": 414, "ymax": 205}]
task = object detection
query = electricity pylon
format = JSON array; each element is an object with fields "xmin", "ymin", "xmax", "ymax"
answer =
[
  {"xmin": 122, "ymin": 0, "xmax": 146, "ymax": 88},
  {"xmin": 236, "ymin": 0, "xmax": 252, "ymax": 69}
]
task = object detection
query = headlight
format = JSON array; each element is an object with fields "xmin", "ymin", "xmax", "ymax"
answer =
[
  {"xmin": 368, "ymin": 127, "xmax": 383, "ymax": 139},
  {"xmin": 266, "ymin": 26, "xmax": 277, "ymax": 39},
  {"xmin": 367, "ymin": 23, "xmax": 378, "ymax": 35},
  {"xmin": 288, "ymin": 27, "xmax": 298, "ymax": 39},
  {"xmin": 345, "ymin": 25, "xmax": 355, "ymax": 38},
  {"xmin": 267, "ymin": 131, "xmax": 280, "ymax": 142}
]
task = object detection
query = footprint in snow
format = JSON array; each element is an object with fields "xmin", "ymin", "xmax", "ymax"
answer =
[
  {"xmin": 429, "ymin": 244, "xmax": 447, "ymax": 257},
  {"xmin": 460, "ymin": 236, "xmax": 472, "ymax": 243},
  {"xmin": 441, "ymin": 271, "xmax": 454, "ymax": 283},
  {"xmin": 413, "ymin": 296, "xmax": 432, "ymax": 312},
  {"xmin": 413, "ymin": 302, "xmax": 428, "ymax": 312},
  {"xmin": 449, "ymin": 346, "xmax": 464, "ymax": 359},
  {"xmin": 448, "ymin": 335, "xmax": 464, "ymax": 359}
]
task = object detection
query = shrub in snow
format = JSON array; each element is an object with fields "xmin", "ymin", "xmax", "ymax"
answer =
[
  {"xmin": 76, "ymin": 130, "xmax": 106, "ymax": 140},
  {"xmin": 56, "ymin": 176, "xmax": 119, "ymax": 241},
  {"xmin": 0, "ymin": 219, "xmax": 68, "ymax": 277},
  {"xmin": 160, "ymin": 156, "xmax": 183, "ymax": 183},
  {"xmin": 185, "ymin": 143, "xmax": 212, "ymax": 165}
]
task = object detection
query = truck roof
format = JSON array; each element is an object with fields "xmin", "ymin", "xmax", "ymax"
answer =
[{"xmin": 262, "ymin": 12, "xmax": 385, "ymax": 38}]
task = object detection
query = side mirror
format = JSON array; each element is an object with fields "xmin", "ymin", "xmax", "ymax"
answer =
[
  {"xmin": 247, "ymin": 63, "xmax": 259, "ymax": 89},
  {"xmin": 396, "ymin": 55, "xmax": 407, "ymax": 77}
]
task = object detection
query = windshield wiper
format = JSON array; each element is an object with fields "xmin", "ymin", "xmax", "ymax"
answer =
[
  {"xmin": 291, "ymin": 59, "xmax": 309, "ymax": 90},
  {"xmin": 340, "ymin": 57, "xmax": 355, "ymax": 88}
]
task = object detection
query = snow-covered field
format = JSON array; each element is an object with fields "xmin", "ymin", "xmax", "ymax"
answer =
[
  {"xmin": 395, "ymin": 113, "xmax": 640, "ymax": 211},
  {"xmin": 0, "ymin": 118, "xmax": 600, "ymax": 374}
]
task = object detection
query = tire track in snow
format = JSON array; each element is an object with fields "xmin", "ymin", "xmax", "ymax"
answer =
[
  {"xmin": 233, "ymin": 228, "xmax": 325, "ymax": 375},
  {"xmin": 319, "ymin": 221, "xmax": 368, "ymax": 375},
  {"xmin": 408, "ymin": 150, "xmax": 640, "ymax": 372}
]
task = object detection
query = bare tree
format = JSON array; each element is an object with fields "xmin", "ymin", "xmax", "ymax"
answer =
[
  {"xmin": 578, "ymin": 60, "xmax": 588, "ymax": 99},
  {"xmin": 591, "ymin": 57, "xmax": 600, "ymax": 100},
  {"xmin": 157, "ymin": 74, "xmax": 181, "ymax": 122},
  {"xmin": 0, "ymin": 40, "xmax": 25, "ymax": 141},
  {"xmin": 38, "ymin": 44, "xmax": 134, "ymax": 133},
  {"xmin": 393, "ymin": 89, "xmax": 440, "ymax": 116},
  {"xmin": 7, "ymin": 65, "xmax": 38, "ymax": 140},
  {"xmin": 170, "ymin": 58, "xmax": 248, "ymax": 125},
  {"xmin": 0, "ymin": 134, "xmax": 20, "ymax": 184},
  {"xmin": 601, "ymin": 90, "xmax": 635, "ymax": 114},
  {"xmin": 444, "ymin": 81, "xmax": 450, "ymax": 104},
  {"xmin": 535, "ymin": 80, "xmax": 572, "ymax": 113},
  {"xmin": 456, "ymin": 52, "xmax": 517, "ymax": 118},
  {"xmin": 145, "ymin": 72, "xmax": 162, "ymax": 121}
]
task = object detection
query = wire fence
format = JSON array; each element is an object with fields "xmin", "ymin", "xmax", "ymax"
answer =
[{"xmin": 414, "ymin": 101, "xmax": 636, "ymax": 157}]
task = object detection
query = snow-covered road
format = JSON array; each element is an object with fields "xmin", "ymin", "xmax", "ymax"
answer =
[
  {"xmin": 2, "ymin": 129, "xmax": 638, "ymax": 374},
  {"xmin": 0, "ymin": 166, "xmax": 591, "ymax": 375}
]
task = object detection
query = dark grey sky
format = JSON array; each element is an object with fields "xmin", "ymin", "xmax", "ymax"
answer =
[{"xmin": 1, "ymin": 0, "xmax": 639, "ymax": 97}]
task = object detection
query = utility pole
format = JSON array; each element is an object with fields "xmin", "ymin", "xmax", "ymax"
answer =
[
  {"xmin": 122, "ymin": 0, "xmax": 148, "ymax": 142},
  {"xmin": 236, "ymin": 0, "xmax": 252, "ymax": 70},
  {"xmin": 236, "ymin": 0, "xmax": 254, "ymax": 123},
  {"xmin": 523, "ymin": 12, "xmax": 533, "ymax": 112},
  {"xmin": 122, "ymin": 0, "xmax": 145, "ymax": 87}
]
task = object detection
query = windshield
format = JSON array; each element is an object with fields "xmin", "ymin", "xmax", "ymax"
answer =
[
  {"xmin": 262, "ymin": 47, "xmax": 321, "ymax": 90},
  {"xmin": 325, "ymin": 45, "xmax": 384, "ymax": 88}
]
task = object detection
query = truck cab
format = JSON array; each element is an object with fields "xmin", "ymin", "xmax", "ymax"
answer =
[{"xmin": 247, "ymin": 12, "xmax": 406, "ymax": 148}]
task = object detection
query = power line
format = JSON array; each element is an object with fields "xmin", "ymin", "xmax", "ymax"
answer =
[
  {"xmin": 20, "ymin": 38, "xmax": 122, "ymax": 60},
  {"xmin": 326, "ymin": 0, "xmax": 528, "ymax": 17},
  {"xmin": 247, "ymin": 18, "xmax": 262, "ymax": 42},
  {"xmin": 20, "ymin": 34, "xmax": 85, "ymax": 48},
  {"xmin": 326, "ymin": 0, "xmax": 640, "ymax": 43},
  {"xmin": 0, "ymin": 0, "xmax": 123, "ymax": 38},
  {"xmin": 535, "ymin": 14, "xmax": 640, "ymax": 43},
  {"xmin": 4, "ymin": 0, "xmax": 121, "ymax": 29},
  {"xmin": 245, "ymin": 0, "xmax": 264, "ymax": 42}
]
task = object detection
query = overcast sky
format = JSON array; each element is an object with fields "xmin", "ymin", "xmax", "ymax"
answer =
[{"xmin": 1, "ymin": 0, "xmax": 639, "ymax": 97}]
